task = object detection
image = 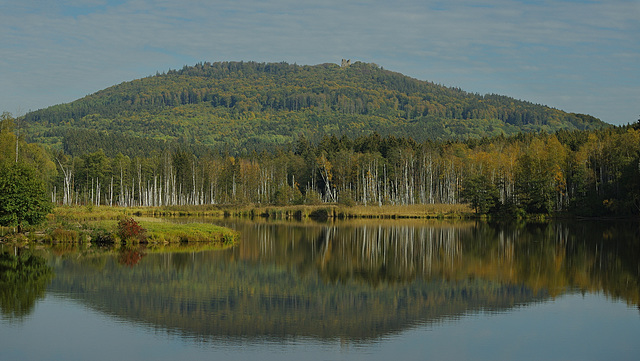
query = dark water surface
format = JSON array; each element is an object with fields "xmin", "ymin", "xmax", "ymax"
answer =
[{"xmin": 1, "ymin": 219, "xmax": 639, "ymax": 360}]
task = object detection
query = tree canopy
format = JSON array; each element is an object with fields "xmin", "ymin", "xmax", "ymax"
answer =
[
  {"xmin": 22, "ymin": 61, "xmax": 607, "ymax": 155},
  {"xmin": 0, "ymin": 161, "xmax": 53, "ymax": 232},
  {"xmin": 0, "ymin": 113, "xmax": 53, "ymax": 232}
]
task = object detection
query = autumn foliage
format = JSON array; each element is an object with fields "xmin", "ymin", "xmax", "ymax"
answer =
[{"xmin": 117, "ymin": 217, "xmax": 146, "ymax": 242}]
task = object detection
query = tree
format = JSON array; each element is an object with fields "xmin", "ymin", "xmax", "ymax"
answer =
[
  {"xmin": 514, "ymin": 137, "xmax": 566, "ymax": 215},
  {"xmin": 461, "ymin": 174, "xmax": 498, "ymax": 214},
  {"xmin": 0, "ymin": 162, "xmax": 53, "ymax": 233},
  {"xmin": 0, "ymin": 112, "xmax": 17, "ymax": 163}
]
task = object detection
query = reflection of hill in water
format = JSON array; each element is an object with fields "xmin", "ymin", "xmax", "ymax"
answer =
[{"xmin": 46, "ymin": 220, "xmax": 639, "ymax": 341}]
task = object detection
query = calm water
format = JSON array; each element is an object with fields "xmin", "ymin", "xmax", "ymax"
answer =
[{"xmin": 1, "ymin": 219, "xmax": 639, "ymax": 360}]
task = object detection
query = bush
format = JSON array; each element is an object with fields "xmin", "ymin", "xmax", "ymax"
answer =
[
  {"xmin": 117, "ymin": 217, "xmax": 146, "ymax": 242},
  {"xmin": 92, "ymin": 229, "xmax": 116, "ymax": 245}
]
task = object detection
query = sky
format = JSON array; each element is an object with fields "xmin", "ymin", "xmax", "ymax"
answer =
[{"xmin": 1, "ymin": 0, "xmax": 638, "ymax": 125}]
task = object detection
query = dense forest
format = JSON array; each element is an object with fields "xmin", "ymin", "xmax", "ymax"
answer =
[
  {"xmin": 4, "ymin": 110, "xmax": 639, "ymax": 217},
  {"xmin": 2, "ymin": 61, "xmax": 637, "ymax": 218},
  {"xmin": 22, "ymin": 61, "xmax": 606, "ymax": 154}
]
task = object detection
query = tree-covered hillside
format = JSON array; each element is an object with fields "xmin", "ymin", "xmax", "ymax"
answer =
[{"xmin": 23, "ymin": 61, "xmax": 606, "ymax": 156}]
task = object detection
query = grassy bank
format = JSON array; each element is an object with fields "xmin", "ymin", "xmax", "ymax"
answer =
[
  {"xmin": 0, "ymin": 203, "xmax": 472, "ymax": 244},
  {"xmin": 139, "ymin": 217, "xmax": 236, "ymax": 245},
  {"xmin": 0, "ymin": 206, "xmax": 238, "ymax": 247}
]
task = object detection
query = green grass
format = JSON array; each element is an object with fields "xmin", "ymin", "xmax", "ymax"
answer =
[
  {"xmin": 2, "ymin": 203, "xmax": 474, "ymax": 245},
  {"xmin": 141, "ymin": 219, "xmax": 237, "ymax": 245},
  {"xmin": 0, "ymin": 206, "xmax": 238, "ymax": 248}
]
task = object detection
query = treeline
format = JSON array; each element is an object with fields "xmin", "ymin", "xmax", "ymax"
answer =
[
  {"xmin": 3, "ymin": 110, "xmax": 637, "ymax": 217},
  {"xmin": 23, "ymin": 61, "xmax": 605, "ymax": 152},
  {"xmin": 44, "ymin": 123, "xmax": 640, "ymax": 217}
]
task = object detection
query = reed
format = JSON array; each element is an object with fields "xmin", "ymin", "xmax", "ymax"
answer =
[
  {"xmin": 335, "ymin": 204, "xmax": 472, "ymax": 219},
  {"xmin": 51, "ymin": 203, "xmax": 474, "ymax": 221},
  {"xmin": 232, "ymin": 203, "xmax": 472, "ymax": 220},
  {"xmin": 49, "ymin": 228, "xmax": 80, "ymax": 243}
]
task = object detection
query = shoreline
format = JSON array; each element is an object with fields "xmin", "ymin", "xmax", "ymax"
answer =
[
  {"xmin": 2, "ymin": 204, "xmax": 637, "ymax": 244},
  {"xmin": 113, "ymin": 203, "xmax": 474, "ymax": 220}
]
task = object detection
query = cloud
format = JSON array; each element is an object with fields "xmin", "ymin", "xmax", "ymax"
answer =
[{"xmin": 1, "ymin": 0, "xmax": 638, "ymax": 124}]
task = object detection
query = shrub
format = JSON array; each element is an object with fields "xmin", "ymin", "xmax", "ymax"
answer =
[
  {"xmin": 92, "ymin": 229, "xmax": 116, "ymax": 245},
  {"xmin": 117, "ymin": 217, "xmax": 146, "ymax": 242}
]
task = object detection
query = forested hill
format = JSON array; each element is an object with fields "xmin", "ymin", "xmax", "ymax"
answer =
[{"xmin": 24, "ymin": 61, "xmax": 606, "ymax": 156}]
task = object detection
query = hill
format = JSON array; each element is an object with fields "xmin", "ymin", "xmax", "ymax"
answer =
[{"xmin": 23, "ymin": 61, "xmax": 606, "ymax": 156}]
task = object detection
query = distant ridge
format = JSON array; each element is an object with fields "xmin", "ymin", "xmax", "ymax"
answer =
[{"xmin": 23, "ymin": 61, "xmax": 607, "ymax": 155}]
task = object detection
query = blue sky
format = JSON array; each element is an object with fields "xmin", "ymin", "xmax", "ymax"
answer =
[{"xmin": 1, "ymin": 0, "xmax": 638, "ymax": 125}]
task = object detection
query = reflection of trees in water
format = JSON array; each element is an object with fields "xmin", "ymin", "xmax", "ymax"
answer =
[
  {"xmin": 234, "ymin": 220, "xmax": 640, "ymax": 305},
  {"xmin": 118, "ymin": 246, "xmax": 146, "ymax": 268},
  {"xmin": 47, "ymin": 235, "xmax": 542, "ymax": 341},
  {"xmin": 316, "ymin": 225, "xmax": 464, "ymax": 285},
  {"xmin": 43, "ymin": 220, "xmax": 639, "ymax": 341},
  {"xmin": 478, "ymin": 222, "xmax": 640, "ymax": 305},
  {"xmin": 0, "ymin": 247, "xmax": 54, "ymax": 320}
]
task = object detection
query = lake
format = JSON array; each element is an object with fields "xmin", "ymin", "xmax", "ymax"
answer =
[{"xmin": 1, "ymin": 219, "xmax": 639, "ymax": 360}]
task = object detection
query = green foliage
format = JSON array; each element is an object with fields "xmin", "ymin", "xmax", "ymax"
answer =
[
  {"xmin": 338, "ymin": 188, "xmax": 356, "ymax": 207},
  {"xmin": 515, "ymin": 152, "xmax": 555, "ymax": 214},
  {"xmin": 22, "ymin": 61, "xmax": 607, "ymax": 156},
  {"xmin": 271, "ymin": 184, "xmax": 294, "ymax": 206},
  {"xmin": 461, "ymin": 175, "xmax": 498, "ymax": 214},
  {"xmin": 0, "ymin": 162, "xmax": 53, "ymax": 232},
  {"xmin": 143, "ymin": 221, "xmax": 238, "ymax": 245},
  {"xmin": 304, "ymin": 189, "xmax": 323, "ymax": 205},
  {"xmin": 3, "ymin": 62, "xmax": 635, "ymax": 219},
  {"xmin": 25, "ymin": 126, "xmax": 640, "ymax": 219},
  {"xmin": 1, "ymin": 113, "xmax": 57, "ymax": 184}
]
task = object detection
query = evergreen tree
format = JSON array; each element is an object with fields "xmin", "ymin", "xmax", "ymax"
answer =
[{"xmin": 461, "ymin": 174, "xmax": 498, "ymax": 214}]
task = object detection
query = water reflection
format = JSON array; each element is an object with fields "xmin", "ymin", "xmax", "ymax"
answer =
[
  {"xmin": 118, "ymin": 246, "xmax": 146, "ymax": 268},
  {"xmin": 0, "ymin": 246, "xmax": 54, "ymax": 321},
  {"xmin": 43, "ymin": 220, "xmax": 639, "ymax": 341},
  {"xmin": 229, "ymin": 220, "xmax": 640, "ymax": 303}
]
